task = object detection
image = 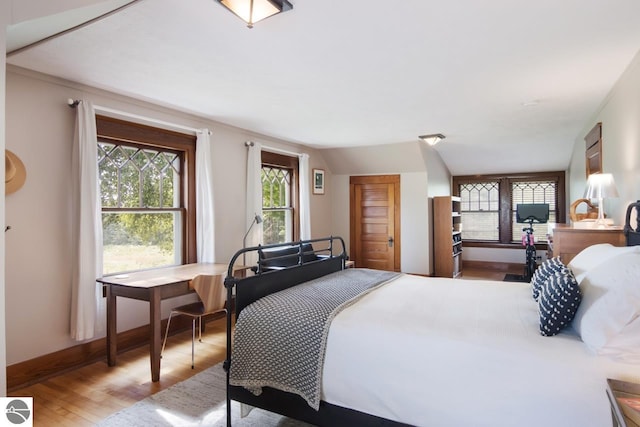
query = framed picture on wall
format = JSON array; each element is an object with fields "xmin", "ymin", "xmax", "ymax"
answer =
[
  {"xmin": 585, "ymin": 122, "xmax": 602, "ymax": 176},
  {"xmin": 313, "ymin": 169, "xmax": 325, "ymax": 195}
]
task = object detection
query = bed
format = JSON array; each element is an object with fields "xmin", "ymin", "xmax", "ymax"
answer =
[{"xmin": 223, "ymin": 205, "xmax": 640, "ymax": 427}]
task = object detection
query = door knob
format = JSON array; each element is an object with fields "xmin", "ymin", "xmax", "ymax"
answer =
[{"xmin": 388, "ymin": 237, "xmax": 394, "ymax": 247}]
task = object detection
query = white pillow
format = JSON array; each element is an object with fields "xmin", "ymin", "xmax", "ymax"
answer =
[
  {"xmin": 596, "ymin": 315, "xmax": 640, "ymax": 363},
  {"xmin": 568, "ymin": 243, "xmax": 638, "ymax": 282},
  {"xmin": 572, "ymin": 251, "xmax": 640, "ymax": 353}
]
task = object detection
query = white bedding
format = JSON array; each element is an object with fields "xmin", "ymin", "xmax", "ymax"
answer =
[{"xmin": 321, "ymin": 274, "xmax": 639, "ymax": 427}]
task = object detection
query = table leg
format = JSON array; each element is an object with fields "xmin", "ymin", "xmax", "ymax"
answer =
[
  {"xmin": 106, "ymin": 286, "xmax": 117, "ymax": 367},
  {"xmin": 150, "ymin": 288, "xmax": 162, "ymax": 382}
]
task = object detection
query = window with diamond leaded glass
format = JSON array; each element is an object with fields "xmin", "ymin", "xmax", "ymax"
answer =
[
  {"xmin": 261, "ymin": 151, "xmax": 299, "ymax": 244},
  {"xmin": 453, "ymin": 172, "xmax": 565, "ymax": 246},
  {"xmin": 511, "ymin": 180, "xmax": 557, "ymax": 242},
  {"xmin": 96, "ymin": 116, "xmax": 196, "ymax": 274},
  {"xmin": 459, "ymin": 181, "xmax": 499, "ymax": 241}
]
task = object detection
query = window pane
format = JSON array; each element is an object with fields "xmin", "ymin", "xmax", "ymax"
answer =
[
  {"xmin": 98, "ymin": 157, "xmax": 119, "ymax": 208},
  {"xmin": 99, "ymin": 141, "xmax": 183, "ymax": 275},
  {"xmin": 120, "ymin": 159, "xmax": 141, "ymax": 208},
  {"xmin": 102, "ymin": 212, "xmax": 181, "ymax": 274},
  {"xmin": 511, "ymin": 181, "xmax": 556, "ymax": 242},
  {"xmin": 98, "ymin": 143, "xmax": 180, "ymax": 209},
  {"xmin": 262, "ymin": 165, "xmax": 293, "ymax": 243},
  {"xmin": 262, "ymin": 166, "xmax": 291, "ymax": 208},
  {"xmin": 459, "ymin": 182, "xmax": 499, "ymax": 241},
  {"xmin": 263, "ymin": 209, "xmax": 291, "ymax": 244}
]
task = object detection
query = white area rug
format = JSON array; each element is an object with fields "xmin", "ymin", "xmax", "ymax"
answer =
[{"xmin": 97, "ymin": 363, "xmax": 313, "ymax": 427}]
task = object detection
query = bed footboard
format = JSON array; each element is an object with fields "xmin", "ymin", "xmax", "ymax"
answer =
[
  {"xmin": 228, "ymin": 384, "xmax": 411, "ymax": 427},
  {"xmin": 223, "ymin": 236, "xmax": 351, "ymax": 427}
]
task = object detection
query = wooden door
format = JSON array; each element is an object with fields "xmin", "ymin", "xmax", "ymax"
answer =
[{"xmin": 350, "ymin": 175, "xmax": 400, "ymax": 271}]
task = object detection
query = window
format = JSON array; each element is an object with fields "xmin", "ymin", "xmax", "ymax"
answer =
[
  {"xmin": 261, "ymin": 151, "xmax": 299, "ymax": 244},
  {"xmin": 96, "ymin": 116, "xmax": 196, "ymax": 274},
  {"xmin": 453, "ymin": 172, "xmax": 565, "ymax": 246},
  {"xmin": 510, "ymin": 180, "xmax": 557, "ymax": 242},
  {"xmin": 459, "ymin": 181, "xmax": 499, "ymax": 240}
]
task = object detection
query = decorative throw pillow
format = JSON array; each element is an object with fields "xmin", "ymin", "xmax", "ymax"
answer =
[
  {"xmin": 530, "ymin": 257, "xmax": 565, "ymax": 301},
  {"xmin": 538, "ymin": 269, "xmax": 581, "ymax": 336}
]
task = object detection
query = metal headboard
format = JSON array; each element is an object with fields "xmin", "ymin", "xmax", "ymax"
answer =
[{"xmin": 623, "ymin": 200, "xmax": 640, "ymax": 246}]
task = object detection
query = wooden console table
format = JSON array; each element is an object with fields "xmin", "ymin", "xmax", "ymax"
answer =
[
  {"xmin": 550, "ymin": 224, "xmax": 625, "ymax": 264},
  {"xmin": 98, "ymin": 263, "xmax": 239, "ymax": 382}
]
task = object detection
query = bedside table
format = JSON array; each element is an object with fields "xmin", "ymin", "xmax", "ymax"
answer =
[{"xmin": 607, "ymin": 378, "xmax": 640, "ymax": 427}]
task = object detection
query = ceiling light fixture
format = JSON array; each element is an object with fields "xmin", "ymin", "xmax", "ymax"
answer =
[
  {"xmin": 419, "ymin": 133, "xmax": 446, "ymax": 146},
  {"xmin": 217, "ymin": 0, "xmax": 293, "ymax": 28}
]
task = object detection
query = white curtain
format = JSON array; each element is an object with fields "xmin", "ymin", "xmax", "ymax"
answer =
[
  {"xmin": 245, "ymin": 142, "xmax": 263, "ymax": 263},
  {"xmin": 196, "ymin": 129, "xmax": 215, "ymax": 263},
  {"xmin": 299, "ymin": 153, "xmax": 311, "ymax": 240},
  {"xmin": 70, "ymin": 100, "xmax": 104, "ymax": 341}
]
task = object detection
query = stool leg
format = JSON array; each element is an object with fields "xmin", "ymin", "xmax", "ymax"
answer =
[
  {"xmin": 161, "ymin": 311, "xmax": 175, "ymax": 358},
  {"xmin": 191, "ymin": 317, "xmax": 195, "ymax": 369}
]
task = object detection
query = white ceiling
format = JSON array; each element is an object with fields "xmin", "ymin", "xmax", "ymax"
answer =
[{"xmin": 7, "ymin": 0, "xmax": 640, "ymax": 175}]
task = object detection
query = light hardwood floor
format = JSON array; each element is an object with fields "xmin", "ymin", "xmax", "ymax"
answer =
[
  {"xmin": 9, "ymin": 319, "xmax": 228, "ymax": 426},
  {"xmin": 8, "ymin": 267, "xmax": 517, "ymax": 426},
  {"xmin": 461, "ymin": 266, "xmax": 523, "ymax": 281}
]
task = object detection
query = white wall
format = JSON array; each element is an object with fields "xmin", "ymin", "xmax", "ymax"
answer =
[
  {"xmin": 421, "ymin": 143, "xmax": 451, "ymax": 275},
  {"xmin": 400, "ymin": 173, "xmax": 429, "ymax": 274},
  {"xmin": 4, "ymin": 66, "xmax": 332, "ymax": 365},
  {"xmin": 1, "ymin": 2, "xmax": 10, "ymax": 396},
  {"xmin": 422, "ymin": 144, "xmax": 451, "ymax": 198},
  {"xmin": 569, "ymin": 49, "xmax": 640, "ymax": 224},
  {"xmin": 325, "ymin": 142, "xmax": 432, "ymax": 274},
  {"xmin": 2, "ymin": 0, "xmax": 104, "ymax": 398},
  {"xmin": 330, "ymin": 172, "xmax": 430, "ymax": 275}
]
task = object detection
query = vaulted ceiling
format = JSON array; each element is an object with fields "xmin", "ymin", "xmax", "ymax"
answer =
[{"xmin": 7, "ymin": 0, "xmax": 640, "ymax": 175}]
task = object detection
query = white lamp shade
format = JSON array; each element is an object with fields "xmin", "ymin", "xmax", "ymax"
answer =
[{"xmin": 584, "ymin": 173, "xmax": 619, "ymax": 199}]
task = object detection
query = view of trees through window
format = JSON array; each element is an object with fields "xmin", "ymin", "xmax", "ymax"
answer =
[
  {"xmin": 261, "ymin": 165, "xmax": 292, "ymax": 244},
  {"xmin": 99, "ymin": 142, "xmax": 183, "ymax": 274}
]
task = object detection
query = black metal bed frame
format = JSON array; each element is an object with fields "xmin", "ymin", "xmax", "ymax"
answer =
[
  {"xmin": 222, "ymin": 236, "xmax": 410, "ymax": 427},
  {"xmin": 624, "ymin": 200, "xmax": 640, "ymax": 246}
]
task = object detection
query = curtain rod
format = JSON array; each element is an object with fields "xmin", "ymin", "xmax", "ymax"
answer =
[
  {"xmin": 67, "ymin": 99, "xmax": 210, "ymax": 135},
  {"xmin": 245, "ymin": 140, "xmax": 304, "ymax": 157}
]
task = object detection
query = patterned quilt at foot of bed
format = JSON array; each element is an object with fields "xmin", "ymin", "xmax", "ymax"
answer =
[{"xmin": 229, "ymin": 268, "xmax": 400, "ymax": 410}]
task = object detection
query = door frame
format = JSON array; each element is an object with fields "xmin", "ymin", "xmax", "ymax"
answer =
[{"xmin": 349, "ymin": 175, "xmax": 401, "ymax": 271}]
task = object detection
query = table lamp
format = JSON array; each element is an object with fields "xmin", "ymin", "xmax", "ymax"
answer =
[
  {"xmin": 584, "ymin": 173, "xmax": 619, "ymax": 228},
  {"xmin": 242, "ymin": 213, "xmax": 263, "ymax": 265}
]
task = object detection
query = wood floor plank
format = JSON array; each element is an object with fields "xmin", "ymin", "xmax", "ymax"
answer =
[{"xmin": 9, "ymin": 316, "xmax": 228, "ymax": 426}]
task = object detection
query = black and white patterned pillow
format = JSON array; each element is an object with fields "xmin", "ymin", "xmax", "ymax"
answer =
[
  {"xmin": 531, "ymin": 257, "xmax": 565, "ymax": 301},
  {"xmin": 538, "ymin": 269, "xmax": 582, "ymax": 336}
]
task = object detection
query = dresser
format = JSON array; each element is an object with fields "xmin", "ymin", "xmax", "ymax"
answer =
[{"xmin": 549, "ymin": 224, "xmax": 625, "ymax": 264}]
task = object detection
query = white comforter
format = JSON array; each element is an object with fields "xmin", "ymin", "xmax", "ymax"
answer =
[{"xmin": 321, "ymin": 274, "xmax": 639, "ymax": 427}]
